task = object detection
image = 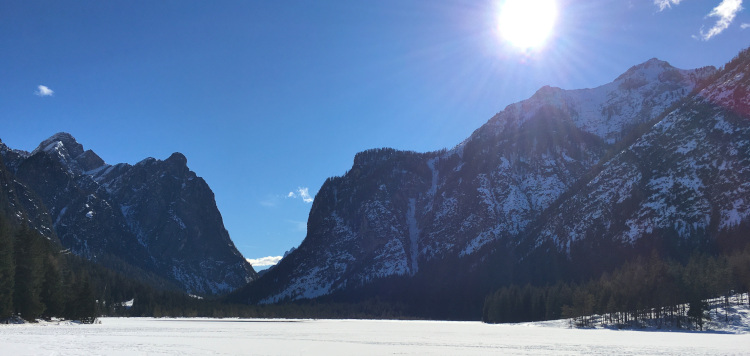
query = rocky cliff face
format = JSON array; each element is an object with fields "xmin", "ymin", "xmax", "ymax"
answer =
[
  {"xmin": 240, "ymin": 54, "xmax": 747, "ymax": 304},
  {"xmin": 0, "ymin": 134, "xmax": 256, "ymax": 295},
  {"xmin": 0, "ymin": 141, "xmax": 56, "ymax": 241}
]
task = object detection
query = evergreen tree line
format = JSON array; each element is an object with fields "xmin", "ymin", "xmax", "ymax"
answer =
[
  {"xmin": 0, "ymin": 214, "xmax": 417, "ymax": 321},
  {"xmin": 0, "ymin": 216, "xmax": 97, "ymax": 323},
  {"xmin": 482, "ymin": 247, "xmax": 750, "ymax": 329}
]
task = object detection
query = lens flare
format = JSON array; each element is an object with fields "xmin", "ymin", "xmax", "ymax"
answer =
[{"xmin": 498, "ymin": 0, "xmax": 558, "ymax": 51}]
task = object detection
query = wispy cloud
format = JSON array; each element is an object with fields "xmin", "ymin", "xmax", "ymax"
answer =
[
  {"xmin": 698, "ymin": 0, "xmax": 744, "ymax": 40},
  {"xmin": 654, "ymin": 0, "xmax": 684, "ymax": 11},
  {"xmin": 287, "ymin": 187, "xmax": 314, "ymax": 203},
  {"xmin": 655, "ymin": 0, "xmax": 745, "ymax": 40},
  {"xmin": 247, "ymin": 256, "xmax": 282, "ymax": 267},
  {"xmin": 35, "ymin": 85, "xmax": 54, "ymax": 97}
]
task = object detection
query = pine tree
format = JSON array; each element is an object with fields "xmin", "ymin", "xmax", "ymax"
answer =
[
  {"xmin": 13, "ymin": 226, "xmax": 45, "ymax": 321},
  {"xmin": 0, "ymin": 216, "xmax": 14, "ymax": 319},
  {"xmin": 65, "ymin": 273, "xmax": 97, "ymax": 323},
  {"xmin": 687, "ymin": 300, "xmax": 708, "ymax": 331},
  {"xmin": 40, "ymin": 255, "xmax": 64, "ymax": 318}
]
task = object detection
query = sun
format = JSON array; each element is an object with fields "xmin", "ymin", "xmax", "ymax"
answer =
[{"xmin": 497, "ymin": 0, "xmax": 558, "ymax": 51}]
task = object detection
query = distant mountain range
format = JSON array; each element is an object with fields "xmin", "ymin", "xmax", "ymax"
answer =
[
  {"xmin": 3, "ymin": 48, "xmax": 748, "ymax": 318},
  {"xmin": 232, "ymin": 48, "xmax": 750, "ymax": 316},
  {"xmin": 0, "ymin": 133, "xmax": 256, "ymax": 295}
]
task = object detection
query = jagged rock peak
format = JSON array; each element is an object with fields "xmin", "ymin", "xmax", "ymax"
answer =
[
  {"xmin": 134, "ymin": 152, "xmax": 188, "ymax": 169},
  {"xmin": 617, "ymin": 58, "xmax": 673, "ymax": 77},
  {"xmin": 31, "ymin": 133, "xmax": 108, "ymax": 173},
  {"xmin": 136, "ymin": 157, "xmax": 157, "ymax": 166},
  {"xmin": 613, "ymin": 57, "xmax": 715, "ymax": 87},
  {"xmin": 529, "ymin": 85, "xmax": 564, "ymax": 100},
  {"xmin": 166, "ymin": 152, "xmax": 188, "ymax": 166},
  {"xmin": 33, "ymin": 132, "xmax": 85, "ymax": 158}
]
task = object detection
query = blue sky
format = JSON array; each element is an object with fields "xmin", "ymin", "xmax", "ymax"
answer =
[{"xmin": 1, "ymin": 0, "xmax": 748, "ymax": 270}]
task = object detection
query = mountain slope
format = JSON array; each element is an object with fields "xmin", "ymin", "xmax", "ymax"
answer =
[
  {"xmin": 526, "ymin": 49, "xmax": 750, "ymax": 258},
  {"xmin": 239, "ymin": 57, "xmax": 722, "ymax": 304},
  {"xmin": 0, "ymin": 141, "xmax": 56, "ymax": 241},
  {"xmin": 0, "ymin": 134, "xmax": 257, "ymax": 295}
]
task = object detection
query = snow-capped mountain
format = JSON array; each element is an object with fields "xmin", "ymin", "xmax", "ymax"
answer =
[
  {"xmin": 238, "ymin": 52, "xmax": 750, "ymax": 305},
  {"xmin": 530, "ymin": 50, "xmax": 750, "ymax": 255},
  {"xmin": 0, "ymin": 133, "xmax": 257, "ymax": 295}
]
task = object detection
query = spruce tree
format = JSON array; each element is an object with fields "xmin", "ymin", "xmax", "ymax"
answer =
[
  {"xmin": 0, "ymin": 216, "xmax": 14, "ymax": 319},
  {"xmin": 70, "ymin": 274, "xmax": 97, "ymax": 323},
  {"xmin": 40, "ymin": 255, "xmax": 64, "ymax": 318},
  {"xmin": 13, "ymin": 226, "xmax": 45, "ymax": 321}
]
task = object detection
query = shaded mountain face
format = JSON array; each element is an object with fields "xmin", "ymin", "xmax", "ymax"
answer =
[
  {"xmin": 240, "ymin": 56, "xmax": 740, "ymax": 304},
  {"xmin": 0, "ymin": 134, "xmax": 257, "ymax": 295},
  {"xmin": 0, "ymin": 141, "xmax": 56, "ymax": 241}
]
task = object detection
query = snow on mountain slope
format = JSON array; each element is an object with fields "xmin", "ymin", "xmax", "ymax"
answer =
[
  {"xmin": 476, "ymin": 59, "xmax": 715, "ymax": 145},
  {"xmin": 0, "ymin": 133, "xmax": 257, "ymax": 295},
  {"xmin": 532, "ymin": 49, "xmax": 750, "ymax": 253},
  {"xmin": 242, "ymin": 58, "xmax": 717, "ymax": 304}
]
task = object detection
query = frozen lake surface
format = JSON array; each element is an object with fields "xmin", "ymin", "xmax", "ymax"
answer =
[{"xmin": 1, "ymin": 317, "xmax": 749, "ymax": 355}]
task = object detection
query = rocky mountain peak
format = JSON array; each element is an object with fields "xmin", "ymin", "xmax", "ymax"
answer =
[
  {"xmin": 238, "ymin": 50, "xmax": 750, "ymax": 306},
  {"xmin": 615, "ymin": 58, "xmax": 673, "ymax": 81},
  {"xmin": 166, "ymin": 152, "xmax": 188, "ymax": 166},
  {"xmin": 525, "ymin": 85, "xmax": 565, "ymax": 106},
  {"xmin": 34, "ymin": 132, "xmax": 84, "ymax": 158},
  {"xmin": 2, "ymin": 133, "xmax": 257, "ymax": 296}
]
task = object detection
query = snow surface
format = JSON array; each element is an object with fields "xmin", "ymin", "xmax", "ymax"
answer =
[{"xmin": 1, "ymin": 317, "xmax": 748, "ymax": 355}]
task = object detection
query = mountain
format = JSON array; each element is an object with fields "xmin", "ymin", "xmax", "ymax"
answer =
[
  {"xmin": 527, "ymin": 50, "xmax": 750, "ymax": 261},
  {"xmin": 0, "ymin": 140, "xmax": 56, "ymax": 242},
  {"xmin": 236, "ymin": 52, "xmax": 750, "ymax": 309},
  {"xmin": 0, "ymin": 134, "xmax": 257, "ymax": 295}
]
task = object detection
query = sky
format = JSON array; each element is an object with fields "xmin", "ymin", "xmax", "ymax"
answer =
[{"xmin": 1, "ymin": 0, "xmax": 749, "ymax": 270}]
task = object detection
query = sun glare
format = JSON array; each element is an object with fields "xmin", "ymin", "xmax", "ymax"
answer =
[{"xmin": 498, "ymin": 0, "xmax": 558, "ymax": 51}]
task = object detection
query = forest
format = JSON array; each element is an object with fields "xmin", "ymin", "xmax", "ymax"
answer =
[
  {"xmin": 0, "ymin": 214, "xmax": 420, "ymax": 322},
  {"xmin": 482, "ymin": 247, "xmax": 750, "ymax": 329},
  {"xmin": 0, "ymin": 216, "xmax": 97, "ymax": 323}
]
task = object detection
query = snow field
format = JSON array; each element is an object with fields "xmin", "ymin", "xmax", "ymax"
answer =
[{"xmin": 1, "ymin": 317, "xmax": 749, "ymax": 355}]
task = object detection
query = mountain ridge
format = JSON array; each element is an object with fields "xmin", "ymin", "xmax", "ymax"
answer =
[
  {"xmin": 0, "ymin": 133, "xmax": 257, "ymax": 295},
  {"xmin": 234, "ymin": 52, "xmax": 747, "ymax": 309}
]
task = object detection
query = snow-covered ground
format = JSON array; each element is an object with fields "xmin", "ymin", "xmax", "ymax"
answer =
[{"xmin": 1, "ymin": 317, "xmax": 749, "ymax": 355}]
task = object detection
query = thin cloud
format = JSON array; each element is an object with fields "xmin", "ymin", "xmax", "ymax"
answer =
[
  {"xmin": 699, "ymin": 0, "xmax": 744, "ymax": 40},
  {"xmin": 654, "ymin": 0, "xmax": 684, "ymax": 11},
  {"xmin": 742, "ymin": 23, "xmax": 750, "ymax": 28},
  {"xmin": 35, "ymin": 85, "xmax": 54, "ymax": 97},
  {"xmin": 247, "ymin": 256, "xmax": 282, "ymax": 267},
  {"xmin": 287, "ymin": 187, "xmax": 314, "ymax": 203}
]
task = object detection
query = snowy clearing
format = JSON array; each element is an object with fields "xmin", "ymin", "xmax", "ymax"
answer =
[{"xmin": 1, "ymin": 317, "xmax": 749, "ymax": 355}]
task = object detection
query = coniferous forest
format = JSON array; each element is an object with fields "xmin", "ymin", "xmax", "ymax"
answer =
[
  {"xmin": 0, "ymin": 216, "xmax": 97, "ymax": 323},
  {"xmin": 0, "ymin": 213, "xmax": 417, "ymax": 323},
  {"xmin": 482, "ymin": 244, "xmax": 750, "ymax": 329}
]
